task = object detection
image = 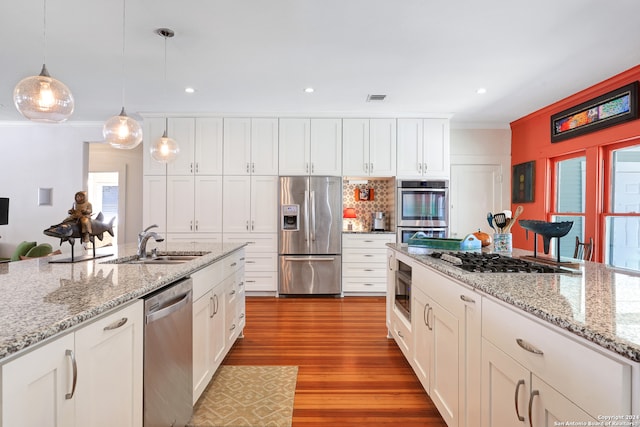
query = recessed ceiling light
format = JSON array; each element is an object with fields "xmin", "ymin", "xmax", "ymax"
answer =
[
  {"xmin": 185, "ymin": 87, "xmax": 195, "ymax": 94},
  {"xmin": 476, "ymin": 88, "xmax": 487, "ymax": 95},
  {"xmin": 304, "ymin": 87, "xmax": 314, "ymax": 93}
]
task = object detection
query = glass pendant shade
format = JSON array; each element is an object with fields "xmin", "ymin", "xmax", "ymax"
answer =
[
  {"xmin": 13, "ymin": 64, "xmax": 74, "ymax": 123},
  {"xmin": 103, "ymin": 107, "xmax": 143, "ymax": 149},
  {"xmin": 150, "ymin": 130, "xmax": 180, "ymax": 163}
]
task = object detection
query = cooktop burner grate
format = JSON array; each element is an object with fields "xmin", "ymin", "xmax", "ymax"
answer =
[{"xmin": 429, "ymin": 251, "xmax": 569, "ymax": 273}]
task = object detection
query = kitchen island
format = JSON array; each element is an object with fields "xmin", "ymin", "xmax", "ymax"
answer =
[
  {"xmin": 0, "ymin": 241, "xmax": 246, "ymax": 427},
  {"xmin": 386, "ymin": 243, "xmax": 639, "ymax": 427}
]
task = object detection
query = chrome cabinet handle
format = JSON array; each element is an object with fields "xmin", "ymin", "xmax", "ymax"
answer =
[
  {"xmin": 423, "ymin": 303, "xmax": 429, "ymax": 327},
  {"xmin": 388, "ymin": 255, "xmax": 393, "ymax": 270},
  {"xmin": 514, "ymin": 379, "xmax": 525, "ymax": 421},
  {"xmin": 417, "ymin": 162, "xmax": 422, "ymax": 173},
  {"xmin": 252, "ymin": 163, "xmax": 255, "ymax": 173},
  {"xmin": 195, "ymin": 162, "xmax": 199, "ymax": 174},
  {"xmin": 65, "ymin": 349, "xmax": 78, "ymax": 400},
  {"xmin": 229, "ymin": 289, "xmax": 236, "ymax": 296},
  {"xmin": 311, "ymin": 163, "xmax": 315, "ymax": 174},
  {"xmin": 397, "ymin": 330, "xmax": 404, "ymax": 339},
  {"xmin": 370, "ymin": 162, "xmax": 373, "ymax": 172},
  {"xmin": 246, "ymin": 163, "xmax": 250, "ymax": 173},
  {"xmin": 251, "ymin": 220, "xmax": 254, "ymax": 231},
  {"xmin": 238, "ymin": 281, "xmax": 244, "ymax": 288},
  {"xmin": 213, "ymin": 294, "xmax": 219, "ymax": 315},
  {"xmin": 240, "ymin": 313, "xmax": 245, "ymax": 319},
  {"xmin": 363, "ymin": 283, "xmax": 374, "ymax": 286},
  {"xmin": 364, "ymin": 269, "xmax": 374, "ymax": 272},
  {"xmin": 195, "ymin": 220, "xmax": 199, "ymax": 231},
  {"xmin": 230, "ymin": 324, "xmax": 237, "ymax": 331},
  {"xmin": 190, "ymin": 220, "xmax": 193, "ymax": 231},
  {"xmin": 364, "ymin": 254, "xmax": 374, "ymax": 257},
  {"xmin": 230, "ymin": 262, "xmax": 237, "ymax": 267},
  {"xmin": 246, "ymin": 220, "xmax": 249, "ymax": 231},
  {"xmin": 209, "ymin": 296, "xmax": 215, "ymax": 318},
  {"xmin": 528, "ymin": 390, "xmax": 539, "ymax": 427},
  {"xmin": 516, "ymin": 338, "xmax": 544, "ymax": 355},
  {"xmin": 103, "ymin": 317, "xmax": 128, "ymax": 331},
  {"xmin": 427, "ymin": 306, "xmax": 433, "ymax": 331},
  {"xmin": 460, "ymin": 294, "xmax": 475, "ymax": 304}
]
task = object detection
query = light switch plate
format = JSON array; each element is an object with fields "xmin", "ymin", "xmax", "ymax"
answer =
[{"xmin": 38, "ymin": 188, "xmax": 53, "ymax": 206}]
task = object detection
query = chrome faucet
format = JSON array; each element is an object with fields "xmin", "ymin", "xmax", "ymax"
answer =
[{"xmin": 137, "ymin": 224, "xmax": 165, "ymax": 259}]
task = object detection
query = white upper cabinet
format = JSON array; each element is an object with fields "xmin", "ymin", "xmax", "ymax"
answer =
[
  {"xmin": 223, "ymin": 118, "xmax": 278, "ymax": 175},
  {"xmin": 143, "ymin": 117, "xmax": 168, "ymax": 176},
  {"xmin": 342, "ymin": 118, "xmax": 396, "ymax": 177},
  {"xmin": 167, "ymin": 175, "xmax": 223, "ymax": 233},
  {"xmin": 279, "ymin": 118, "xmax": 342, "ymax": 176},
  {"xmin": 222, "ymin": 175, "xmax": 278, "ymax": 233},
  {"xmin": 144, "ymin": 117, "xmax": 223, "ymax": 176},
  {"xmin": 168, "ymin": 118, "xmax": 223, "ymax": 176},
  {"xmin": 397, "ymin": 118, "xmax": 450, "ymax": 179}
]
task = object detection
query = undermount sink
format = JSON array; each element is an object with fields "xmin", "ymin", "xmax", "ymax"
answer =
[{"xmin": 103, "ymin": 253, "xmax": 205, "ymax": 265}]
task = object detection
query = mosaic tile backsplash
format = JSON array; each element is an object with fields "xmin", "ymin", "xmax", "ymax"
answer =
[{"xmin": 342, "ymin": 178, "xmax": 395, "ymax": 231}]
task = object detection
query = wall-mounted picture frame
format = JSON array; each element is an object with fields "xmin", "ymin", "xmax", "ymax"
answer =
[
  {"xmin": 512, "ymin": 161, "xmax": 535, "ymax": 203},
  {"xmin": 551, "ymin": 81, "xmax": 639, "ymax": 143}
]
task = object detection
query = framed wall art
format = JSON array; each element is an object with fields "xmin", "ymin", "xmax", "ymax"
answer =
[
  {"xmin": 551, "ymin": 81, "xmax": 639, "ymax": 143},
  {"xmin": 512, "ymin": 161, "xmax": 535, "ymax": 203}
]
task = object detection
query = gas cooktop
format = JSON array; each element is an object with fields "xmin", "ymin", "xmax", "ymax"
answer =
[{"xmin": 429, "ymin": 251, "xmax": 572, "ymax": 274}]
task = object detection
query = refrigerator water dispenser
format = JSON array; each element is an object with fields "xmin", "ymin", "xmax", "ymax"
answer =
[{"xmin": 281, "ymin": 204, "xmax": 300, "ymax": 231}]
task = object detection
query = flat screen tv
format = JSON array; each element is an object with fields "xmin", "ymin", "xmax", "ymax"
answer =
[{"xmin": 0, "ymin": 198, "xmax": 8, "ymax": 225}]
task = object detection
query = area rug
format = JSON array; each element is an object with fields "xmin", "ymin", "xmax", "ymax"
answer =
[{"xmin": 188, "ymin": 365, "xmax": 298, "ymax": 427}]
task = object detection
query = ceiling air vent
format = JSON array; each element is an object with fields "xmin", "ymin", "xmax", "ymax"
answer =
[{"xmin": 366, "ymin": 94, "xmax": 386, "ymax": 102}]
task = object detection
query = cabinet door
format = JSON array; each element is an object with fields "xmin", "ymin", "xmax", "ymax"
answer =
[
  {"xmin": 423, "ymin": 118, "xmax": 450, "ymax": 178},
  {"xmin": 195, "ymin": 176, "xmax": 223, "ymax": 233},
  {"xmin": 368, "ymin": 118, "xmax": 396, "ymax": 176},
  {"xmin": 531, "ymin": 376, "xmax": 595, "ymax": 426},
  {"xmin": 167, "ymin": 175, "xmax": 195, "ymax": 233},
  {"xmin": 396, "ymin": 118, "xmax": 424, "ymax": 178},
  {"xmin": 223, "ymin": 118, "xmax": 252, "ymax": 175},
  {"xmin": 143, "ymin": 175, "xmax": 166, "ymax": 233},
  {"xmin": 481, "ymin": 339, "xmax": 528, "ymax": 427},
  {"xmin": 342, "ymin": 118, "xmax": 370, "ymax": 176},
  {"xmin": 75, "ymin": 300, "xmax": 143, "ymax": 427},
  {"xmin": 279, "ymin": 118, "xmax": 310, "ymax": 175},
  {"xmin": 251, "ymin": 118, "xmax": 279, "ymax": 175},
  {"xmin": 412, "ymin": 286, "xmax": 432, "ymax": 393},
  {"xmin": 143, "ymin": 117, "xmax": 168, "ymax": 176},
  {"xmin": 195, "ymin": 118, "xmax": 223, "ymax": 175},
  {"xmin": 429, "ymin": 297, "xmax": 459, "ymax": 427},
  {"xmin": 222, "ymin": 176, "xmax": 251, "ymax": 232},
  {"xmin": 192, "ymin": 291, "xmax": 214, "ymax": 403},
  {"xmin": 250, "ymin": 175, "xmax": 278, "ymax": 233},
  {"xmin": 2, "ymin": 333, "xmax": 76, "ymax": 427},
  {"xmin": 310, "ymin": 118, "xmax": 342, "ymax": 175},
  {"xmin": 167, "ymin": 118, "xmax": 196, "ymax": 175}
]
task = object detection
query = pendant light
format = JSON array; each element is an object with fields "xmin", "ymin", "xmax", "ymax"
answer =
[
  {"xmin": 103, "ymin": 0, "xmax": 143, "ymax": 149},
  {"xmin": 150, "ymin": 28, "xmax": 179, "ymax": 163},
  {"xmin": 13, "ymin": 0, "xmax": 74, "ymax": 123}
]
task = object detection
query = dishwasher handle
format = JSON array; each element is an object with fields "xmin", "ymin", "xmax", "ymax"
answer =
[{"xmin": 146, "ymin": 292, "xmax": 191, "ymax": 324}]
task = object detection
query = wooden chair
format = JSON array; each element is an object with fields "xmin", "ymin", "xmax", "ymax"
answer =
[{"xmin": 573, "ymin": 236, "xmax": 594, "ymax": 261}]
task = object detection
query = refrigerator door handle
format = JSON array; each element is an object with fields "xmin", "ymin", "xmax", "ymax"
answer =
[
  {"xmin": 283, "ymin": 256, "xmax": 336, "ymax": 262},
  {"xmin": 304, "ymin": 190, "xmax": 310, "ymax": 242},
  {"xmin": 310, "ymin": 190, "xmax": 316, "ymax": 242}
]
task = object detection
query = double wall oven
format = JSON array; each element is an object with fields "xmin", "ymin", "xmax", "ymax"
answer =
[{"xmin": 396, "ymin": 179, "xmax": 449, "ymax": 243}]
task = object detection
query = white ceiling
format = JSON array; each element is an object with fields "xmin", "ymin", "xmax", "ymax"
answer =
[{"xmin": 2, "ymin": 0, "xmax": 640, "ymax": 128}]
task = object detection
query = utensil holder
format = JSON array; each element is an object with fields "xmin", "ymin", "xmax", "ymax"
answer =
[{"xmin": 493, "ymin": 233, "xmax": 512, "ymax": 253}]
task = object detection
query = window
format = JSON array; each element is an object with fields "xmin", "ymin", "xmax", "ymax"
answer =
[
  {"xmin": 551, "ymin": 155, "xmax": 587, "ymax": 258},
  {"xmin": 604, "ymin": 144, "xmax": 640, "ymax": 271}
]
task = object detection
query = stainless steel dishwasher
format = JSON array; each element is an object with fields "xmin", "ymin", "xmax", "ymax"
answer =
[{"xmin": 144, "ymin": 277, "xmax": 193, "ymax": 427}]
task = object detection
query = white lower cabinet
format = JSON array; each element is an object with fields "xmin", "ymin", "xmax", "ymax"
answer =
[
  {"xmin": 191, "ymin": 249, "xmax": 245, "ymax": 404},
  {"xmin": 412, "ymin": 264, "xmax": 481, "ymax": 427},
  {"xmin": 223, "ymin": 233, "xmax": 277, "ymax": 293},
  {"xmin": 2, "ymin": 300, "xmax": 144, "ymax": 427},
  {"xmin": 481, "ymin": 297, "xmax": 631, "ymax": 426},
  {"xmin": 342, "ymin": 233, "xmax": 396, "ymax": 294}
]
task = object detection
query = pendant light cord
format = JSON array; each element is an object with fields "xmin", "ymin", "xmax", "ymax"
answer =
[
  {"xmin": 121, "ymin": 0, "xmax": 127, "ymax": 107},
  {"xmin": 163, "ymin": 33, "xmax": 168, "ymax": 133},
  {"xmin": 42, "ymin": 0, "xmax": 47, "ymax": 64}
]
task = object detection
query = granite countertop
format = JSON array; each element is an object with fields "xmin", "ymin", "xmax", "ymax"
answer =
[
  {"xmin": 342, "ymin": 230, "xmax": 396, "ymax": 235},
  {"xmin": 387, "ymin": 243, "xmax": 640, "ymax": 363},
  {"xmin": 0, "ymin": 241, "xmax": 245, "ymax": 363}
]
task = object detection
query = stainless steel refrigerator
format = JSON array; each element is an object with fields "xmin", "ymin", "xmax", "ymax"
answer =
[{"xmin": 279, "ymin": 176, "xmax": 342, "ymax": 295}]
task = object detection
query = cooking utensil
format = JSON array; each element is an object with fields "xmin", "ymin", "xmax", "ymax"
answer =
[
  {"xmin": 487, "ymin": 212, "xmax": 495, "ymax": 231},
  {"xmin": 503, "ymin": 209, "xmax": 512, "ymax": 219},
  {"xmin": 503, "ymin": 205, "xmax": 524, "ymax": 233},
  {"xmin": 493, "ymin": 212, "xmax": 508, "ymax": 232}
]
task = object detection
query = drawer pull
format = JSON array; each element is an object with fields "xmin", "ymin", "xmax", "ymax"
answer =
[
  {"xmin": 103, "ymin": 317, "xmax": 128, "ymax": 331},
  {"xmin": 246, "ymin": 260, "xmax": 256, "ymax": 264},
  {"xmin": 363, "ymin": 283, "xmax": 374, "ymax": 286},
  {"xmin": 459, "ymin": 295, "xmax": 475, "ymax": 304},
  {"xmin": 528, "ymin": 390, "xmax": 539, "ymax": 427},
  {"xmin": 397, "ymin": 330, "xmax": 404, "ymax": 339},
  {"xmin": 516, "ymin": 338, "xmax": 544, "ymax": 355},
  {"xmin": 364, "ymin": 269, "xmax": 374, "ymax": 272},
  {"xmin": 364, "ymin": 254, "xmax": 374, "ymax": 257},
  {"xmin": 230, "ymin": 262, "xmax": 237, "ymax": 267},
  {"xmin": 514, "ymin": 379, "xmax": 525, "ymax": 421}
]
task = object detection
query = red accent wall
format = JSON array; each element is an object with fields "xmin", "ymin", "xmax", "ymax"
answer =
[{"xmin": 510, "ymin": 64, "xmax": 640, "ymax": 259}]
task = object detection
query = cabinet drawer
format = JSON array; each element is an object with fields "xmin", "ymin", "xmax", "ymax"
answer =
[
  {"xmin": 191, "ymin": 261, "xmax": 223, "ymax": 300},
  {"xmin": 244, "ymin": 253, "xmax": 277, "ymax": 272},
  {"xmin": 223, "ymin": 233, "xmax": 277, "ymax": 253},
  {"xmin": 221, "ymin": 250, "xmax": 245, "ymax": 278},
  {"xmin": 244, "ymin": 271, "xmax": 277, "ymax": 292},
  {"xmin": 342, "ymin": 233, "xmax": 396, "ymax": 249},
  {"xmin": 391, "ymin": 313, "xmax": 412, "ymax": 361},
  {"xmin": 342, "ymin": 263, "xmax": 386, "ymax": 278},
  {"xmin": 343, "ymin": 277, "xmax": 386, "ymax": 293},
  {"xmin": 482, "ymin": 298, "xmax": 631, "ymax": 417},
  {"xmin": 342, "ymin": 250, "xmax": 387, "ymax": 264}
]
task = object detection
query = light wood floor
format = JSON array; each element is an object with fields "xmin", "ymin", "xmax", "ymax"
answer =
[{"xmin": 223, "ymin": 296, "xmax": 448, "ymax": 426}]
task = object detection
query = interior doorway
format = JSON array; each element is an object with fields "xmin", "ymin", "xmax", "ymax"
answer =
[{"xmin": 88, "ymin": 172, "xmax": 120, "ymax": 247}]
